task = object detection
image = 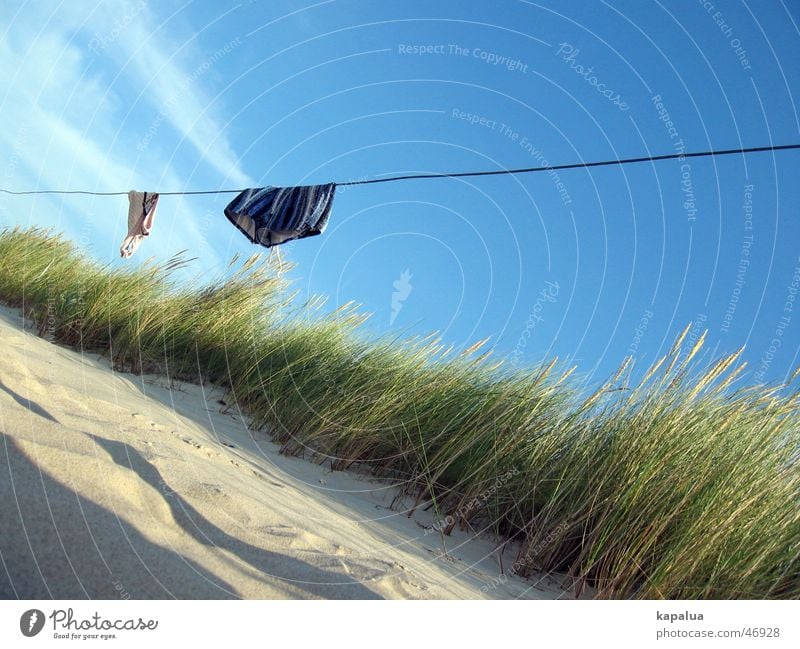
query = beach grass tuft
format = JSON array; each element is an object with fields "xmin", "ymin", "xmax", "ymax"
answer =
[{"xmin": 1, "ymin": 225, "xmax": 797, "ymax": 599}]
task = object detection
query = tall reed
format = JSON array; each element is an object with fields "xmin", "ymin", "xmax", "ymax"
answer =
[{"xmin": 0, "ymin": 226, "xmax": 796, "ymax": 598}]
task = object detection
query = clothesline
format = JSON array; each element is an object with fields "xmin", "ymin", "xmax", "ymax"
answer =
[
  {"xmin": 3, "ymin": 142, "xmax": 799, "ymax": 258},
  {"xmin": 1, "ymin": 143, "xmax": 798, "ymax": 197}
]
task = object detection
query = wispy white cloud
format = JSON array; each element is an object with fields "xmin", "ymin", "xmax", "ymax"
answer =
[
  {"xmin": 88, "ymin": 0, "xmax": 252, "ymax": 187},
  {"xmin": 0, "ymin": 0, "xmax": 252, "ymax": 274}
]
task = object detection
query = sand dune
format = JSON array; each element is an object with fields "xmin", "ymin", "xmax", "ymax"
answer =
[{"xmin": 0, "ymin": 306, "xmax": 569, "ymax": 600}]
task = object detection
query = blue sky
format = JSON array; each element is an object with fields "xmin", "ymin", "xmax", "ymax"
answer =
[{"xmin": 1, "ymin": 0, "xmax": 799, "ymax": 387}]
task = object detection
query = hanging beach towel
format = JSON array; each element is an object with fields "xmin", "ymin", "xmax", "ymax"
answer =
[{"xmin": 224, "ymin": 183, "xmax": 336, "ymax": 248}]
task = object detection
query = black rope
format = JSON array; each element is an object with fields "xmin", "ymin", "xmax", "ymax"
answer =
[
  {"xmin": 337, "ymin": 143, "xmax": 800, "ymax": 186},
  {"xmin": 0, "ymin": 188, "xmax": 243, "ymax": 196},
  {"xmin": 1, "ymin": 143, "xmax": 798, "ymax": 196}
]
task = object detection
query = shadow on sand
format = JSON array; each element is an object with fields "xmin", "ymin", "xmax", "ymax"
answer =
[{"xmin": 0, "ymin": 432, "xmax": 381, "ymax": 599}]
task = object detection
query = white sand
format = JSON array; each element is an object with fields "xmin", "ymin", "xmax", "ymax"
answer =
[{"xmin": 0, "ymin": 306, "xmax": 571, "ymax": 600}]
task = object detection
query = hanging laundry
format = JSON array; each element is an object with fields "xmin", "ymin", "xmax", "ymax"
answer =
[
  {"xmin": 224, "ymin": 183, "xmax": 336, "ymax": 248},
  {"xmin": 120, "ymin": 190, "xmax": 159, "ymax": 258}
]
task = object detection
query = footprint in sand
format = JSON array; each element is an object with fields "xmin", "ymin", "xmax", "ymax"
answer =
[
  {"xmin": 130, "ymin": 413, "xmax": 165, "ymax": 432},
  {"xmin": 171, "ymin": 432, "xmax": 230, "ymax": 458},
  {"xmin": 315, "ymin": 554, "xmax": 401, "ymax": 583},
  {"xmin": 171, "ymin": 431, "xmax": 204, "ymax": 451},
  {"xmin": 249, "ymin": 470, "xmax": 285, "ymax": 488},
  {"xmin": 258, "ymin": 526, "xmax": 330, "ymax": 553},
  {"xmin": 261, "ymin": 524, "xmax": 297, "ymax": 538},
  {"xmin": 186, "ymin": 482, "xmax": 226, "ymax": 499},
  {"xmin": 183, "ymin": 438, "xmax": 204, "ymax": 450}
]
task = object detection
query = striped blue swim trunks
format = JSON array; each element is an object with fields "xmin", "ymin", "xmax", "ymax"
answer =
[{"xmin": 224, "ymin": 184, "xmax": 336, "ymax": 248}]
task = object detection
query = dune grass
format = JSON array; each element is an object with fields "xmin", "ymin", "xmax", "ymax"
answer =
[{"xmin": 0, "ymin": 225, "xmax": 797, "ymax": 599}]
